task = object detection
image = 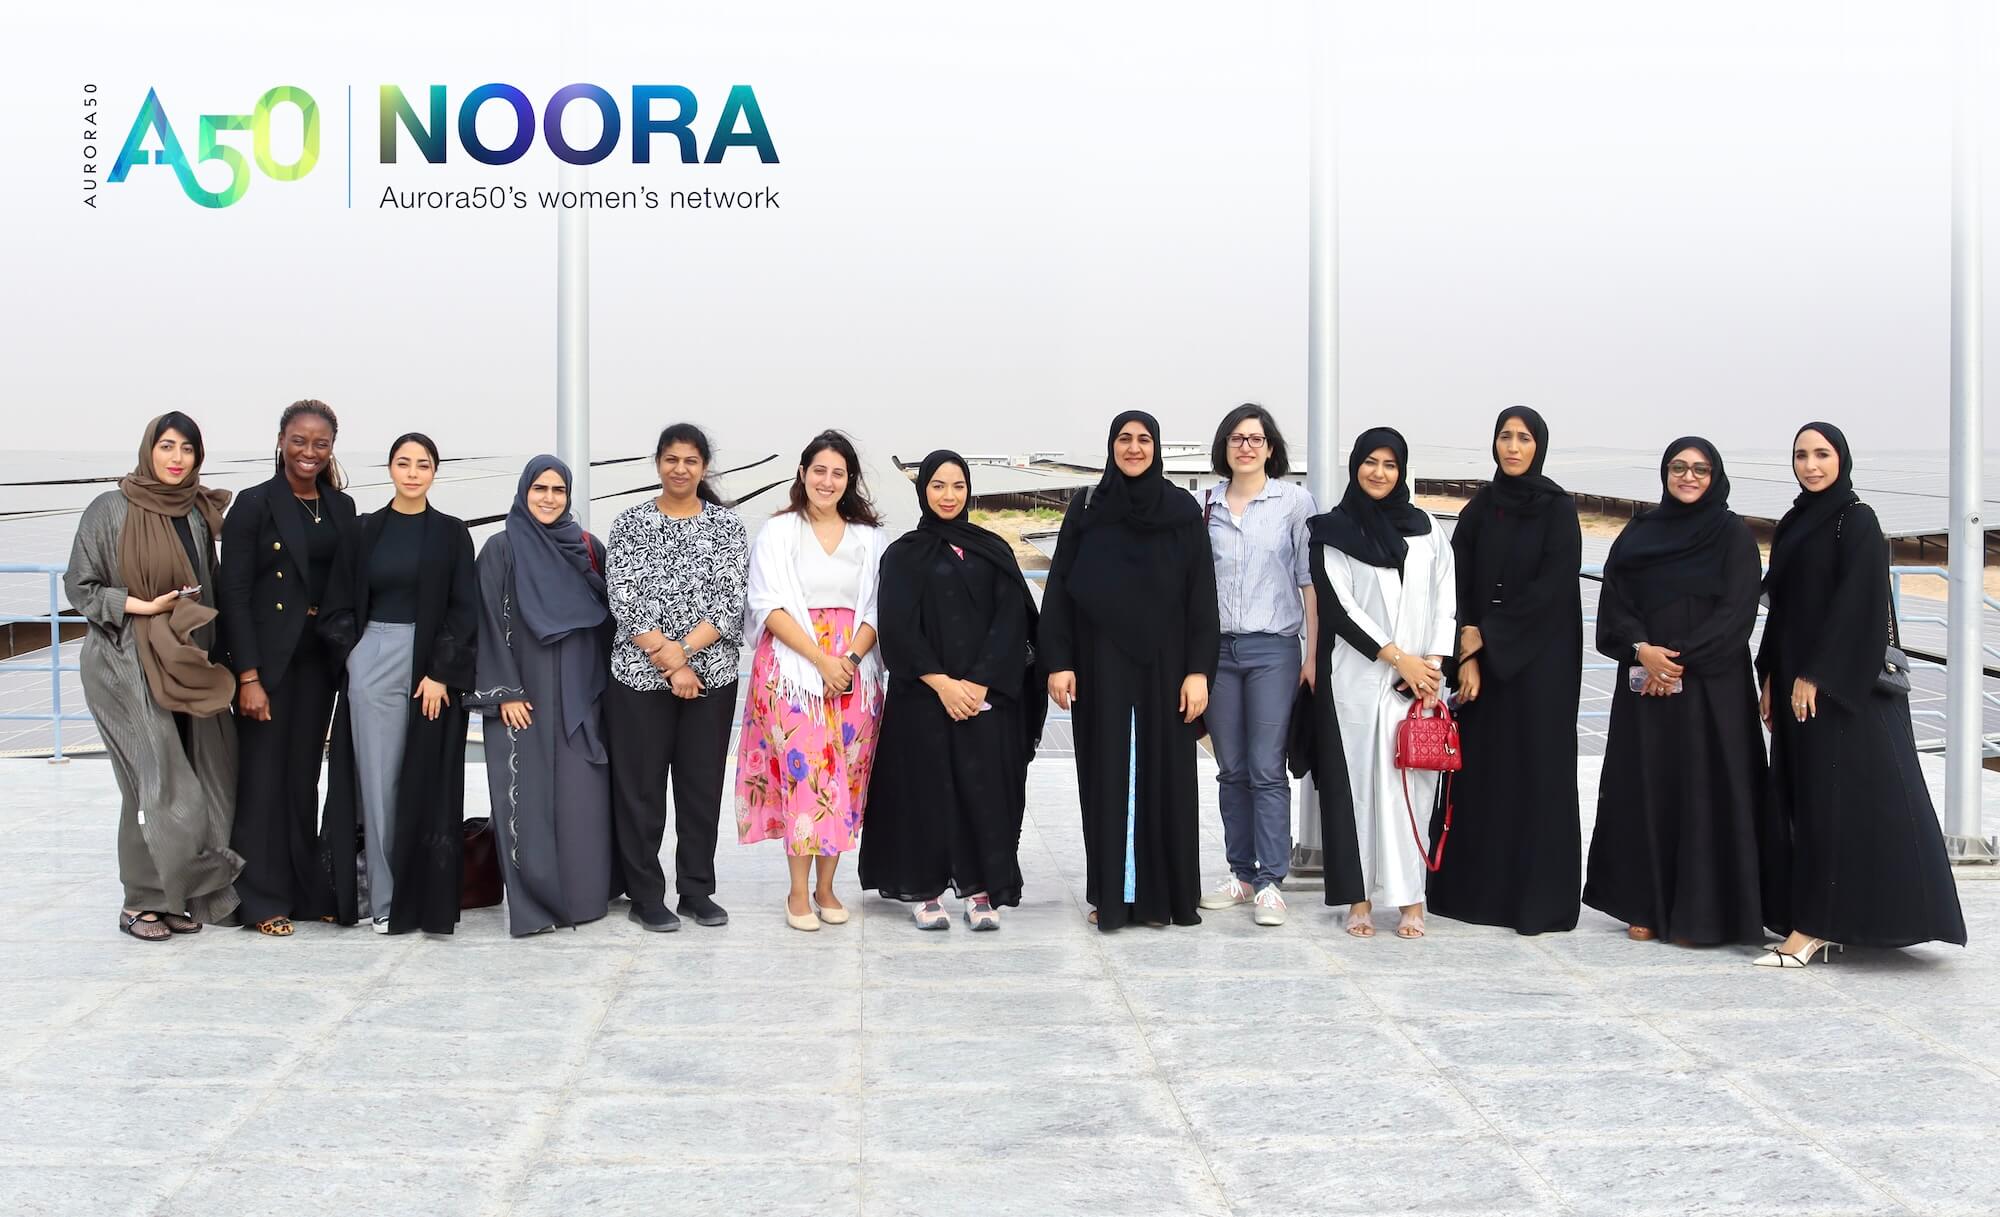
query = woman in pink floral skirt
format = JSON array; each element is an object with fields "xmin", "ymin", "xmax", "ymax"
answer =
[{"xmin": 736, "ymin": 431, "xmax": 887, "ymax": 931}]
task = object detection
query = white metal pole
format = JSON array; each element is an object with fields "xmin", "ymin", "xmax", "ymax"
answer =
[
  {"xmin": 556, "ymin": 9, "xmax": 591, "ymax": 528},
  {"xmin": 1294, "ymin": 5, "xmax": 1338, "ymax": 874},
  {"xmin": 1946, "ymin": 0, "xmax": 1995, "ymax": 862}
]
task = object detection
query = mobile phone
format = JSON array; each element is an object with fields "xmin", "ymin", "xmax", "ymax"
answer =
[
  {"xmin": 1629, "ymin": 668, "xmax": 1681, "ymax": 694},
  {"xmin": 178, "ymin": 584, "xmax": 202, "ymax": 599}
]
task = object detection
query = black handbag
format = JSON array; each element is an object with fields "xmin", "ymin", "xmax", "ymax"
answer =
[
  {"xmin": 460, "ymin": 817, "xmax": 503, "ymax": 910},
  {"xmin": 1837, "ymin": 506, "xmax": 1912, "ymax": 697}
]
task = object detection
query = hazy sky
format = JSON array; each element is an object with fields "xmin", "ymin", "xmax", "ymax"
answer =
[{"xmin": 4, "ymin": 0, "xmax": 1995, "ymax": 469}]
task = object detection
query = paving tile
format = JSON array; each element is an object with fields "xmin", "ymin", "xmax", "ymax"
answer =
[
  {"xmin": 1167, "ymin": 1066, "xmax": 1485, "ymax": 1141},
  {"xmin": 863, "ymin": 1077, "xmax": 1193, "ymax": 1154},
  {"xmin": 345, "ymin": 983, "xmax": 606, "ymax": 1036},
  {"xmin": 548, "ymin": 1091, "xmax": 863, "ymax": 1162},
  {"xmin": 1112, "ymin": 972, "xmax": 1368, "ymax": 1024},
  {"xmin": 1401, "ymin": 1013, "xmax": 1700, "ymax": 1072},
  {"xmin": 582, "ymin": 1032, "xmax": 861, "ymax": 1093},
  {"xmin": 862, "ymin": 1026, "xmax": 1153, "ymax": 1089},
  {"xmin": 1729, "ymin": 1060, "xmax": 2000, "ymax": 1134},
  {"xmin": 1450, "ymin": 1068, "xmax": 1787, "ymax": 1139},
  {"xmin": 1203, "ymin": 1134, "xmax": 1557, "ymax": 1216},
  {"xmin": 1659, "ymin": 1008, "xmax": 1955, "ymax": 1071},
  {"xmin": 511, "ymin": 1162, "xmax": 861, "ymax": 1217},
  {"xmin": 859, "ymin": 977, "xmax": 1134, "ymax": 1030},
  {"xmin": 159, "ymin": 1159, "xmax": 503, "ymax": 1217},
  {"xmin": 289, "ymin": 1027, "xmax": 583, "ymax": 1091},
  {"xmin": 1823, "ymin": 1130, "xmax": 2000, "ymax": 1214},
  {"xmin": 13, "ymin": 1029, "xmax": 301, "ymax": 1086},
  {"xmin": 607, "ymin": 979, "xmax": 862, "ymax": 1033},
  {"xmin": 1517, "ymin": 1137, "xmax": 1891, "ymax": 1216},
  {"xmin": 0, "ymin": 1084, "xmax": 262, "ymax": 1157},
  {"xmin": 0, "ymin": 1165, "xmax": 186, "ymax": 1217},
  {"xmin": 234, "ymin": 1086, "xmax": 558, "ymax": 1159},
  {"xmin": 864, "ymin": 1149, "xmax": 1230, "ymax": 1217},
  {"xmin": 1139, "ymin": 1012, "xmax": 1430, "ymax": 1080}
]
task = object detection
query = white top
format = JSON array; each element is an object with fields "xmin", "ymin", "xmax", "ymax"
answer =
[{"xmin": 797, "ymin": 522, "xmax": 868, "ymax": 609}]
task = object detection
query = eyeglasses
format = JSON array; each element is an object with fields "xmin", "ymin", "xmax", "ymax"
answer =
[
  {"xmin": 1667, "ymin": 462, "xmax": 1713, "ymax": 479},
  {"xmin": 1227, "ymin": 434, "xmax": 1268, "ymax": 450}
]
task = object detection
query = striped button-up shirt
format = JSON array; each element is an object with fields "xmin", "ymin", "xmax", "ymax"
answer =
[{"xmin": 1203, "ymin": 478, "xmax": 1316, "ymax": 638}]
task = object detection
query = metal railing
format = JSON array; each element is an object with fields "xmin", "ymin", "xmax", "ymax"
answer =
[{"xmin": 0, "ymin": 564, "xmax": 89, "ymax": 762}]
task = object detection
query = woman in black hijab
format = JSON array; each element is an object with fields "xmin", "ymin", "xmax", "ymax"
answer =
[
  {"xmin": 1755, "ymin": 423, "xmax": 1966, "ymax": 965},
  {"xmin": 1586, "ymin": 438, "xmax": 1774, "ymax": 945},
  {"xmin": 861, "ymin": 451, "xmax": 1045, "ymax": 930},
  {"xmin": 1041, "ymin": 412, "xmax": 1220, "ymax": 930},
  {"xmin": 1429, "ymin": 407, "xmax": 1584, "ymax": 935},
  {"xmin": 469, "ymin": 456, "xmax": 616, "ymax": 936}
]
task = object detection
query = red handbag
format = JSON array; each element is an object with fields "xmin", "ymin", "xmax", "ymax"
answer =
[{"xmin": 1393, "ymin": 699, "xmax": 1461, "ymax": 872}]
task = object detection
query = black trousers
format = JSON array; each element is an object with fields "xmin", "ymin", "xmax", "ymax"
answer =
[
  {"xmin": 604, "ymin": 678, "xmax": 734, "ymax": 916},
  {"xmin": 230, "ymin": 639, "xmax": 336, "ymax": 924}
]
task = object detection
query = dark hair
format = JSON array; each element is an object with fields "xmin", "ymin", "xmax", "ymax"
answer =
[
  {"xmin": 387, "ymin": 431, "xmax": 440, "ymax": 466},
  {"xmin": 274, "ymin": 398, "xmax": 347, "ymax": 491},
  {"xmin": 655, "ymin": 422, "xmax": 723, "ymax": 505},
  {"xmin": 151, "ymin": 411, "xmax": 205, "ymax": 466},
  {"xmin": 1209, "ymin": 403, "xmax": 1290, "ymax": 478},
  {"xmin": 784, "ymin": 430, "xmax": 881, "ymax": 526}
]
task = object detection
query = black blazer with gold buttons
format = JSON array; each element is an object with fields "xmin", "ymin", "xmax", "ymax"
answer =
[{"xmin": 219, "ymin": 472, "xmax": 357, "ymax": 692}]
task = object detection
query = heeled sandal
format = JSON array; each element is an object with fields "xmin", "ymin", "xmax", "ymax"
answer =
[{"xmin": 1751, "ymin": 937, "xmax": 1842, "ymax": 968}]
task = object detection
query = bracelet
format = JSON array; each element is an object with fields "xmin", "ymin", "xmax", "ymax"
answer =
[{"xmin": 239, "ymin": 676, "xmax": 261, "ymax": 686}]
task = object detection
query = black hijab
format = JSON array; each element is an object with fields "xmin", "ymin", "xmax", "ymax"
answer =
[
  {"xmin": 1486, "ymin": 406, "xmax": 1566, "ymax": 515},
  {"xmin": 1057, "ymin": 411, "xmax": 1202, "ymax": 660},
  {"xmin": 1765, "ymin": 421, "xmax": 1860, "ymax": 590},
  {"xmin": 504, "ymin": 455, "xmax": 608, "ymax": 748},
  {"xmin": 1603, "ymin": 437, "xmax": 1737, "ymax": 611},
  {"xmin": 1309, "ymin": 426, "xmax": 1432, "ymax": 571},
  {"xmin": 908, "ymin": 450, "xmax": 1022, "ymax": 576}
]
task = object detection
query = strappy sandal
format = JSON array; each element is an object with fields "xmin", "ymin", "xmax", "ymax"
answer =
[
  {"xmin": 119, "ymin": 910, "xmax": 172, "ymax": 942},
  {"xmin": 254, "ymin": 916, "xmax": 294, "ymax": 937},
  {"xmin": 1346, "ymin": 906, "xmax": 1376, "ymax": 938},
  {"xmin": 1396, "ymin": 911, "xmax": 1426, "ymax": 939},
  {"xmin": 158, "ymin": 911, "xmax": 203, "ymax": 935}
]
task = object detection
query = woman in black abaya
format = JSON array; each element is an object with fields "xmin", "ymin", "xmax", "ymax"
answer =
[
  {"xmin": 1431, "ymin": 407, "xmax": 1583, "ymax": 935},
  {"xmin": 1041, "ymin": 412, "xmax": 1219, "ymax": 931},
  {"xmin": 1755, "ymin": 422, "xmax": 1966, "ymax": 965},
  {"xmin": 861, "ymin": 451, "xmax": 1044, "ymax": 929},
  {"xmin": 1585, "ymin": 438, "xmax": 1774, "ymax": 945}
]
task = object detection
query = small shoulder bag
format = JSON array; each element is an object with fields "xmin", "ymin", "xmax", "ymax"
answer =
[{"xmin": 1394, "ymin": 700, "xmax": 1462, "ymax": 872}]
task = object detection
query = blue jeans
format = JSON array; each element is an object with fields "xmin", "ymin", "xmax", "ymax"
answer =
[{"xmin": 1208, "ymin": 632, "xmax": 1298, "ymax": 888}]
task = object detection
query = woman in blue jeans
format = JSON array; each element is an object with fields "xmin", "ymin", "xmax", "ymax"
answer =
[{"xmin": 1196, "ymin": 404, "xmax": 1317, "ymax": 926}]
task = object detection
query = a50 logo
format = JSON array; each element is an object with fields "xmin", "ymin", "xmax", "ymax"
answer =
[{"xmin": 109, "ymin": 87, "xmax": 319, "ymax": 208}]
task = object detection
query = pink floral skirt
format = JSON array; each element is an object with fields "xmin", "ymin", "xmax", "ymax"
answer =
[{"xmin": 734, "ymin": 608, "xmax": 883, "ymax": 856}]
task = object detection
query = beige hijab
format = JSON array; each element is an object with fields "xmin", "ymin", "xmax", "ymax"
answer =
[{"xmin": 118, "ymin": 416, "xmax": 235, "ymax": 715}]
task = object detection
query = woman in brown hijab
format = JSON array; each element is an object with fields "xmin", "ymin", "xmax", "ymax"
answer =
[{"xmin": 65, "ymin": 413, "xmax": 243, "ymax": 940}]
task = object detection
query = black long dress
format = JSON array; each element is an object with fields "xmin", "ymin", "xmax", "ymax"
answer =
[
  {"xmin": 220, "ymin": 474, "xmax": 355, "ymax": 926},
  {"xmin": 312, "ymin": 506, "xmax": 479, "ymax": 933},
  {"xmin": 1585, "ymin": 520, "xmax": 1775, "ymax": 943},
  {"xmin": 1430, "ymin": 490, "xmax": 1584, "ymax": 934},
  {"xmin": 1758, "ymin": 501, "xmax": 1966, "ymax": 948},
  {"xmin": 862, "ymin": 540, "xmax": 1042, "ymax": 906},
  {"xmin": 1040, "ymin": 494, "xmax": 1219, "ymax": 930}
]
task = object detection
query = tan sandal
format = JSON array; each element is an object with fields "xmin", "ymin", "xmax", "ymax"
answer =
[
  {"xmin": 1396, "ymin": 911, "xmax": 1426, "ymax": 939},
  {"xmin": 1346, "ymin": 905, "xmax": 1376, "ymax": 938}
]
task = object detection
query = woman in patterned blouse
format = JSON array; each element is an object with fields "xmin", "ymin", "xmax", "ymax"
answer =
[{"xmin": 603, "ymin": 423, "xmax": 750, "ymax": 931}]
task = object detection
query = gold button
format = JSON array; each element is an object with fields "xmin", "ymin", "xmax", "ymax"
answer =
[
  {"xmin": 275, "ymin": 603, "xmax": 284, "ymax": 611},
  {"xmin": 272, "ymin": 541, "xmax": 281, "ymax": 550},
  {"xmin": 276, "ymin": 571, "xmax": 284, "ymax": 579}
]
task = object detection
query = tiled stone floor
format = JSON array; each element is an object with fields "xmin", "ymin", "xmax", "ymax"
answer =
[{"xmin": 1, "ymin": 756, "xmax": 1996, "ymax": 1217}]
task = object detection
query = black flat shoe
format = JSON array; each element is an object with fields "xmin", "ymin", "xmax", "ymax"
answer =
[
  {"xmin": 676, "ymin": 893, "xmax": 729, "ymax": 927},
  {"xmin": 628, "ymin": 906, "xmax": 681, "ymax": 933}
]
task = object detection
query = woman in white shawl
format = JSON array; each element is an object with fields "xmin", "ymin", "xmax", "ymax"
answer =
[
  {"xmin": 734, "ymin": 431, "xmax": 888, "ymax": 932},
  {"xmin": 1309, "ymin": 428, "xmax": 1456, "ymax": 940}
]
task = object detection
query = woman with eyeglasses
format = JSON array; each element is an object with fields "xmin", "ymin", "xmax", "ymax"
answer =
[
  {"xmin": 1194, "ymin": 404, "xmax": 1316, "ymax": 928},
  {"xmin": 317, "ymin": 432, "xmax": 479, "ymax": 934},
  {"xmin": 67, "ymin": 413, "xmax": 242, "ymax": 940},
  {"xmin": 1754, "ymin": 422, "xmax": 1965, "ymax": 966},
  {"xmin": 1042, "ymin": 411, "xmax": 1219, "ymax": 931},
  {"xmin": 469, "ymin": 456, "xmax": 616, "ymax": 936},
  {"xmin": 220, "ymin": 399, "xmax": 355, "ymax": 937},
  {"xmin": 1585, "ymin": 439, "xmax": 1775, "ymax": 946},
  {"xmin": 1427, "ymin": 407, "xmax": 1584, "ymax": 936}
]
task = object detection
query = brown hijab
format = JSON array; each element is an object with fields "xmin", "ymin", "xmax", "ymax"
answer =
[{"xmin": 118, "ymin": 416, "xmax": 235, "ymax": 715}]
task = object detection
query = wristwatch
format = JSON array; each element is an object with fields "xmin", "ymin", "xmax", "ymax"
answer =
[{"xmin": 845, "ymin": 650, "xmax": 862, "ymax": 667}]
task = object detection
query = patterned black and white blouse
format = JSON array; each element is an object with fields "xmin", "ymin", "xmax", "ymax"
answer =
[{"xmin": 606, "ymin": 499, "xmax": 750, "ymax": 693}]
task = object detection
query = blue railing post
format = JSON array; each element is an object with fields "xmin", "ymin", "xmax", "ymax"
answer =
[{"xmin": 47, "ymin": 570, "xmax": 65, "ymax": 764}]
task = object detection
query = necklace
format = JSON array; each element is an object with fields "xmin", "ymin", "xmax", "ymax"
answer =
[{"xmin": 296, "ymin": 495, "xmax": 322, "ymax": 524}]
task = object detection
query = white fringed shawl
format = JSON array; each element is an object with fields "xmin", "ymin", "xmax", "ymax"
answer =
[{"xmin": 743, "ymin": 511, "xmax": 885, "ymax": 715}]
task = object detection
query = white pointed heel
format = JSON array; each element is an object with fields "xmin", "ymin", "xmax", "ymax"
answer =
[{"xmin": 1752, "ymin": 937, "xmax": 1841, "ymax": 967}]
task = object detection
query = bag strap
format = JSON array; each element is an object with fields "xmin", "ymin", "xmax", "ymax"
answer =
[
  {"xmin": 1836, "ymin": 504, "xmax": 1902, "ymax": 651},
  {"xmin": 1403, "ymin": 767, "xmax": 1451, "ymax": 873},
  {"xmin": 581, "ymin": 530, "xmax": 600, "ymax": 576}
]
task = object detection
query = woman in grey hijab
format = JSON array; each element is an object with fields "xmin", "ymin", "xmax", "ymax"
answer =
[{"xmin": 469, "ymin": 455, "xmax": 616, "ymax": 935}]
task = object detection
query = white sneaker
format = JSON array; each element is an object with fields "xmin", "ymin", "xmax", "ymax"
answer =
[
  {"xmin": 1252, "ymin": 885, "xmax": 1287, "ymax": 927},
  {"xmin": 1198, "ymin": 876, "xmax": 1254, "ymax": 910},
  {"xmin": 372, "ymin": 916, "xmax": 390, "ymax": 935}
]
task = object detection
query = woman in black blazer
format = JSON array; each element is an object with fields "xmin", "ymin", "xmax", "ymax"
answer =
[
  {"xmin": 222, "ymin": 400, "xmax": 356, "ymax": 936},
  {"xmin": 316, "ymin": 432, "xmax": 479, "ymax": 934}
]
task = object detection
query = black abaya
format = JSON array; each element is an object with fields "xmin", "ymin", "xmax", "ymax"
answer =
[
  {"xmin": 1586, "ymin": 520, "xmax": 1775, "ymax": 943},
  {"xmin": 1041, "ymin": 492, "xmax": 1219, "ymax": 930},
  {"xmin": 862, "ymin": 541, "xmax": 1039, "ymax": 905},
  {"xmin": 1431, "ymin": 491, "xmax": 1584, "ymax": 934},
  {"xmin": 1758, "ymin": 500, "xmax": 1966, "ymax": 949},
  {"xmin": 312, "ymin": 506, "xmax": 479, "ymax": 933}
]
